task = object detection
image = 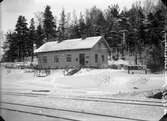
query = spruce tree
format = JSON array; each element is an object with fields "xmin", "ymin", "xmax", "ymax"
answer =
[
  {"xmin": 58, "ymin": 8, "xmax": 66, "ymax": 41},
  {"xmin": 15, "ymin": 16, "xmax": 29, "ymax": 61},
  {"xmin": 79, "ymin": 13, "xmax": 86, "ymax": 36},
  {"xmin": 36, "ymin": 24, "xmax": 45, "ymax": 48},
  {"xmin": 29, "ymin": 18, "xmax": 36, "ymax": 61},
  {"xmin": 2, "ymin": 32, "xmax": 18, "ymax": 62},
  {"xmin": 43, "ymin": 5, "xmax": 56, "ymax": 41}
]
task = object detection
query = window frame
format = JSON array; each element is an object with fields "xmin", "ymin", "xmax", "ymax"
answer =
[
  {"xmin": 54, "ymin": 55, "xmax": 59, "ymax": 63},
  {"xmin": 66, "ymin": 54, "xmax": 72, "ymax": 62}
]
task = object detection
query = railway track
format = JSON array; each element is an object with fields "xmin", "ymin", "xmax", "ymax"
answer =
[
  {"xmin": 0, "ymin": 106, "xmax": 79, "ymax": 121},
  {"xmin": 1, "ymin": 91, "xmax": 164, "ymax": 121},
  {"xmin": 0, "ymin": 101, "xmax": 149, "ymax": 121},
  {"xmin": 1, "ymin": 91, "xmax": 164, "ymax": 107}
]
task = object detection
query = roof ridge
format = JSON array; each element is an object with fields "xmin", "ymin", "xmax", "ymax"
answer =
[
  {"xmin": 46, "ymin": 36, "xmax": 102, "ymax": 43},
  {"xmin": 35, "ymin": 36, "xmax": 103, "ymax": 53}
]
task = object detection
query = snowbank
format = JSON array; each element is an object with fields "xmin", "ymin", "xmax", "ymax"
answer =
[
  {"xmin": 108, "ymin": 59, "xmax": 129, "ymax": 66},
  {"xmin": 1, "ymin": 67, "xmax": 164, "ymax": 96}
]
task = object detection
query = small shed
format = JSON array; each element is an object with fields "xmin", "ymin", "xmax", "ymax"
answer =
[{"xmin": 34, "ymin": 36, "xmax": 111, "ymax": 69}]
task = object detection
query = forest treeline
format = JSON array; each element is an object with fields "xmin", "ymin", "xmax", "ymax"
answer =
[{"xmin": 2, "ymin": 0, "xmax": 167, "ymax": 71}]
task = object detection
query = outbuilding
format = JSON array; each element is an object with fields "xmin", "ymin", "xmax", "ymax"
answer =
[{"xmin": 34, "ymin": 36, "xmax": 111, "ymax": 69}]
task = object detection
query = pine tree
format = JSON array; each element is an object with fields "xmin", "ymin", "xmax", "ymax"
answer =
[
  {"xmin": 105, "ymin": 5, "xmax": 121, "ymax": 47},
  {"xmin": 58, "ymin": 8, "xmax": 66, "ymax": 41},
  {"xmin": 71, "ymin": 24, "xmax": 80, "ymax": 39},
  {"xmin": 84, "ymin": 6, "xmax": 106, "ymax": 37},
  {"xmin": 78, "ymin": 13, "xmax": 86, "ymax": 36},
  {"xmin": 29, "ymin": 18, "xmax": 36, "ymax": 61},
  {"xmin": 70, "ymin": 11, "xmax": 80, "ymax": 39},
  {"xmin": 95, "ymin": 11, "xmax": 106, "ymax": 35},
  {"xmin": 43, "ymin": 5, "xmax": 56, "ymax": 41},
  {"xmin": 15, "ymin": 15, "xmax": 29, "ymax": 61},
  {"xmin": 145, "ymin": 8, "xmax": 165, "ymax": 71},
  {"xmin": 36, "ymin": 24, "xmax": 45, "ymax": 48},
  {"xmin": 89, "ymin": 6, "xmax": 102, "ymax": 36},
  {"xmin": 85, "ymin": 9, "xmax": 92, "ymax": 37},
  {"xmin": 2, "ymin": 32, "xmax": 18, "ymax": 61}
]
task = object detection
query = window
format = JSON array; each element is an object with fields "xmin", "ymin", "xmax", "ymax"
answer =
[
  {"xmin": 54, "ymin": 55, "xmax": 59, "ymax": 63},
  {"xmin": 95, "ymin": 54, "xmax": 98, "ymax": 63},
  {"xmin": 43, "ymin": 56, "xmax": 47, "ymax": 63},
  {"xmin": 102, "ymin": 55, "xmax": 105, "ymax": 62},
  {"xmin": 66, "ymin": 54, "xmax": 72, "ymax": 62}
]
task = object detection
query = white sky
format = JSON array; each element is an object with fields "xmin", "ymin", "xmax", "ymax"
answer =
[{"xmin": 1, "ymin": 0, "xmax": 158, "ymax": 32}]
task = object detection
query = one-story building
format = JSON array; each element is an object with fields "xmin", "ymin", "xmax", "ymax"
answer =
[{"xmin": 34, "ymin": 36, "xmax": 111, "ymax": 69}]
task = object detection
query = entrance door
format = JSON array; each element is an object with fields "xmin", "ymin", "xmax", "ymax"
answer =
[{"xmin": 79, "ymin": 53, "xmax": 85, "ymax": 66}]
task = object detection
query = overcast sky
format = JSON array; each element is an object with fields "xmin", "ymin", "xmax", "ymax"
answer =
[{"xmin": 1, "ymin": 0, "xmax": 158, "ymax": 32}]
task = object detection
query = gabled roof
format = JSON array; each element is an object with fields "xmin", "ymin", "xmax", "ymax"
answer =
[{"xmin": 35, "ymin": 36, "xmax": 108, "ymax": 53}]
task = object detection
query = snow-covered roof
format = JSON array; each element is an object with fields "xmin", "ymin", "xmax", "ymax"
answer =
[{"xmin": 35, "ymin": 36, "xmax": 103, "ymax": 53}]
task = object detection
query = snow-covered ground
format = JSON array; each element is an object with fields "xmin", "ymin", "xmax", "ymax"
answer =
[
  {"xmin": 1, "ymin": 67, "xmax": 166, "ymax": 121},
  {"xmin": 1, "ymin": 67, "xmax": 165, "ymax": 98}
]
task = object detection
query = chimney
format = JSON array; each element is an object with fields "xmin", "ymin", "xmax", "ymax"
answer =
[{"xmin": 81, "ymin": 34, "xmax": 87, "ymax": 40}]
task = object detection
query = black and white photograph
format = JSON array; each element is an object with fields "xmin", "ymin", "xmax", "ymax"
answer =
[{"xmin": 0, "ymin": 0, "xmax": 167, "ymax": 120}]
